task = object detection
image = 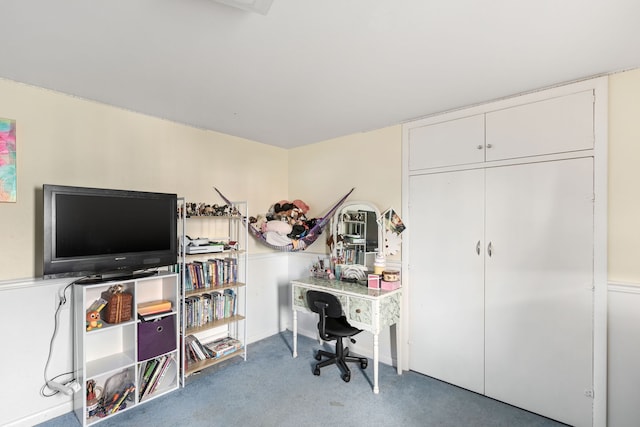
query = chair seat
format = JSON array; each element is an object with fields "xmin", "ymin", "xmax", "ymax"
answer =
[{"xmin": 324, "ymin": 316, "xmax": 362, "ymax": 338}]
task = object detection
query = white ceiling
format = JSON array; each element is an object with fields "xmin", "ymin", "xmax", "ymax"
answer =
[{"xmin": 2, "ymin": 0, "xmax": 640, "ymax": 149}]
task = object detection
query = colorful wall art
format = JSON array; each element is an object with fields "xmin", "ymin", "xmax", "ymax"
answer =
[{"xmin": 0, "ymin": 118, "xmax": 17, "ymax": 202}]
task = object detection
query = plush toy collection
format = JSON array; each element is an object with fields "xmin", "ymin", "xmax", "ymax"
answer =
[
  {"xmin": 249, "ymin": 198, "xmax": 317, "ymax": 240},
  {"xmin": 183, "ymin": 203, "xmax": 241, "ymax": 217}
]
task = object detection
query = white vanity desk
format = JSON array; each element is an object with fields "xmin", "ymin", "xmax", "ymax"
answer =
[{"xmin": 291, "ymin": 277, "xmax": 402, "ymax": 393}]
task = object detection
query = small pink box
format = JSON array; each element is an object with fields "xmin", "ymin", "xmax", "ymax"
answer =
[
  {"xmin": 368, "ymin": 274, "xmax": 380, "ymax": 289},
  {"xmin": 381, "ymin": 280, "xmax": 401, "ymax": 291}
]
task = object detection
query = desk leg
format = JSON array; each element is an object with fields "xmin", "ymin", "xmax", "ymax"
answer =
[
  {"xmin": 373, "ymin": 333, "xmax": 380, "ymax": 394},
  {"xmin": 395, "ymin": 323, "xmax": 402, "ymax": 375},
  {"xmin": 292, "ymin": 310, "xmax": 298, "ymax": 358}
]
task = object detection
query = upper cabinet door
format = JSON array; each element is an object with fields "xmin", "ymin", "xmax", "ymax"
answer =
[
  {"xmin": 485, "ymin": 90, "xmax": 594, "ymax": 161},
  {"xmin": 408, "ymin": 114, "xmax": 485, "ymax": 170}
]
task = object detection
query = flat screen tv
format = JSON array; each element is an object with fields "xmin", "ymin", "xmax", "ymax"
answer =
[{"xmin": 43, "ymin": 184, "xmax": 177, "ymax": 281}]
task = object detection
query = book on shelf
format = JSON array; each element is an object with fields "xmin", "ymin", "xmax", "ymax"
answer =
[
  {"xmin": 138, "ymin": 357, "xmax": 160, "ymax": 400},
  {"xmin": 206, "ymin": 336, "xmax": 243, "ymax": 358},
  {"xmin": 137, "ymin": 300, "xmax": 172, "ymax": 316},
  {"xmin": 185, "ymin": 334, "xmax": 213, "ymax": 361},
  {"xmin": 185, "ymin": 335, "xmax": 204, "ymax": 361},
  {"xmin": 87, "ymin": 297, "xmax": 108, "ymax": 313},
  {"xmin": 185, "ymin": 334, "xmax": 242, "ymax": 363},
  {"xmin": 223, "ymin": 288, "xmax": 236, "ymax": 317},
  {"xmin": 144, "ymin": 356, "xmax": 165, "ymax": 398},
  {"xmin": 184, "ymin": 289, "xmax": 237, "ymax": 329},
  {"xmin": 147, "ymin": 355, "xmax": 174, "ymax": 396},
  {"xmin": 184, "ymin": 257, "xmax": 239, "ymax": 291},
  {"xmin": 139, "ymin": 354, "xmax": 174, "ymax": 400}
]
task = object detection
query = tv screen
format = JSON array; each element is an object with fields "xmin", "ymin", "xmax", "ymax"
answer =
[{"xmin": 44, "ymin": 184, "xmax": 177, "ymax": 280}]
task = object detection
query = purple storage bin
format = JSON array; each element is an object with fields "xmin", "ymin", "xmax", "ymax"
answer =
[{"xmin": 138, "ymin": 315, "xmax": 176, "ymax": 361}]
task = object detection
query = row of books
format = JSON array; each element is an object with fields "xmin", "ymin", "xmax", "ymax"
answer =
[
  {"xmin": 184, "ymin": 289, "xmax": 237, "ymax": 329},
  {"xmin": 185, "ymin": 335, "xmax": 243, "ymax": 363},
  {"xmin": 138, "ymin": 354, "xmax": 175, "ymax": 401},
  {"xmin": 184, "ymin": 258, "xmax": 238, "ymax": 290}
]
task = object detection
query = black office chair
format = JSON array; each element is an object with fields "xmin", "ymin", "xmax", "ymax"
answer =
[{"xmin": 306, "ymin": 290, "xmax": 368, "ymax": 382}]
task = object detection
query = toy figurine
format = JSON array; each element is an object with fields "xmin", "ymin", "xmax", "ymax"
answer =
[{"xmin": 86, "ymin": 310, "xmax": 103, "ymax": 331}]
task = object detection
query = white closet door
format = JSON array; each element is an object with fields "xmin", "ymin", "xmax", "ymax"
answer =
[
  {"xmin": 408, "ymin": 169, "xmax": 485, "ymax": 393},
  {"xmin": 484, "ymin": 158, "xmax": 594, "ymax": 427}
]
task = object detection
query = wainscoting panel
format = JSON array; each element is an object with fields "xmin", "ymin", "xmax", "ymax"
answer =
[{"xmin": 608, "ymin": 282, "xmax": 640, "ymax": 427}]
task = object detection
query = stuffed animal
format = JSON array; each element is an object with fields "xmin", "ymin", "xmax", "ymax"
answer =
[
  {"xmin": 202, "ymin": 204, "xmax": 214, "ymax": 216},
  {"xmin": 292, "ymin": 199, "xmax": 309, "ymax": 214},
  {"xmin": 249, "ymin": 215, "xmax": 267, "ymax": 232},
  {"xmin": 86, "ymin": 310, "xmax": 103, "ymax": 331}
]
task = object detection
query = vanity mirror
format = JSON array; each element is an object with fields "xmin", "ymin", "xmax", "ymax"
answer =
[{"xmin": 330, "ymin": 201, "xmax": 383, "ymax": 274}]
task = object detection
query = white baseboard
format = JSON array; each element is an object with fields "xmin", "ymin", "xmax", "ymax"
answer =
[{"xmin": 5, "ymin": 401, "xmax": 73, "ymax": 427}]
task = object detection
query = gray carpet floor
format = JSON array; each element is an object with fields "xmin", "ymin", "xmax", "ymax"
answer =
[{"xmin": 38, "ymin": 331, "xmax": 566, "ymax": 426}]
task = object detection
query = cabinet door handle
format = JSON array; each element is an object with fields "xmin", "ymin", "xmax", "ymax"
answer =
[
  {"xmin": 476, "ymin": 145, "xmax": 483, "ymax": 150},
  {"xmin": 487, "ymin": 241, "xmax": 493, "ymax": 257},
  {"xmin": 476, "ymin": 240, "xmax": 481, "ymax": 255},
  {"xmin": 355, "ymin": 309, "xmax": 361, "ymax": 314},
  {"xmin": 486, "ymin": 143, "xmax": 493, "ymax": 149}
]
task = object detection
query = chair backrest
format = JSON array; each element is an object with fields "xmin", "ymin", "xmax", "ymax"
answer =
[{"xmin": 306, "ymin": 290, "xmax": 343, "ymax": 318}]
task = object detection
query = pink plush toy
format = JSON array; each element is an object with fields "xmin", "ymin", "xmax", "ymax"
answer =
[{"xmin": 292, "ymin": 199, "xmax": 309, "ymax": 214}]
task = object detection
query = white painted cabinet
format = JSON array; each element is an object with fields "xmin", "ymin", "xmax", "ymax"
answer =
[
  {"xmin": 407, "ymin": 90, "xmax": 594, "ymax": 170},
  {"xmin": 408, "ymin": 114, "xmax": 485, "ymax": 170},
  {"xmin": 404, "ymin": 80, "xmax": 603, "ymax": 427},
  {"xmin": 485, "ymin": 90, "xmax": 594, "ymax": 161}
]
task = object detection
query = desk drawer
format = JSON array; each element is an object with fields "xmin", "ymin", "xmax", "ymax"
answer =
[
  {"xmin": 348, "ymin": 297, "xmax": 373, "ymax": 327},
  {"xmin": 293, "ymin": 285, "xmax": 348, "ymax": 315},
  {"xmin": 292, "ymin": 285, "xmax": 308, "ymax": 310}
]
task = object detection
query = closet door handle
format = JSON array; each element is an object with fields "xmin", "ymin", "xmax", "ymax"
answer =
[
  {"xmin": 487, "ymin": 241, "xmax": 493, "ymax": 257},
  {"xmin": 476, "ymin": 145, "xmax": 483, "ymax": 150},
  {"xmin": 486, "ymin": 143, "xmax": 493, "ymax": 149},
  {"xmin": 476, "ymin": 240, "xmax": 481, "ymax": 255}
]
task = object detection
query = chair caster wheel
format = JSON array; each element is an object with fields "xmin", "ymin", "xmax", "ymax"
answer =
[
  {"xmin": 342, "ymin": 373, "xmax": 351, "ymax": 382},
  {"xmin": 360, "ymin": 360, "xmax": 368, "ymax": 369},
  {"xmin": 315, "ymin": 353, "xmax": 322, "ymax": 361},
  {"xmin": 313, "ymin": 367, "xmax": 321, "ymax": 376}
]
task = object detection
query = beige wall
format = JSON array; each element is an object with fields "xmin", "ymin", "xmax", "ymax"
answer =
[
  {"xmin": 288, "ymin": 125, "xmax": 402, "ymax": 257},
  {"xmin": 288, "ymin": 125, "xmax": 401, "ymax": 210},
  {"xmin": 608, "ymin": 69, "xmax": 640, "ymax": 283},
  {"xmin": 0, "ymin": 78, "xmax": 288, "ymax": 281}
]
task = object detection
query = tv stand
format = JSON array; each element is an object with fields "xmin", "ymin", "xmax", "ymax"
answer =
[
  {"xmin": 73, "ymin": 272, "xmax": 179, "ymax": 425},
  {"xmin": 77, "ymin": 270, "xmax": 158, "ymax": 285}
]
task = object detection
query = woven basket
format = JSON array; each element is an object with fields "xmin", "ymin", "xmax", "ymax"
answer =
[{"xmin": 101, "ymin": 285, "xmax": 133, "ymax": 324}]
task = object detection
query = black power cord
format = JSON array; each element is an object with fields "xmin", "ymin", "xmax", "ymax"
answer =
[
  {"xmin": 40, "ymin": 269, "xmax": 162, "ymax": 397},
  {"xmin": 41, "ymin": 278, "xmax": 84, "ymax": 397}
]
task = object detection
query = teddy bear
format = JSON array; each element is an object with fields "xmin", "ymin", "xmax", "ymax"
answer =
[{"xmin": 249, "ymin": 215, "xmax": 267, "ymax": 232}]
